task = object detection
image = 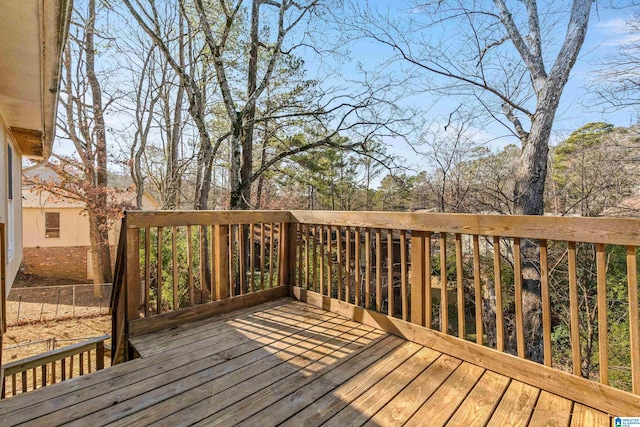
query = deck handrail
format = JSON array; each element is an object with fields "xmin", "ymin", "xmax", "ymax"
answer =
[
  {"xmin": 111, "ymin": 209, "xmax": 640, "ymax": 413},
  {"xmin": 1, "ymin": 335, "xmax": 108, "ymax": 398}
]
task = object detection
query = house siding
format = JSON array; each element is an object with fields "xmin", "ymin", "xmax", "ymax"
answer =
[{"xmin": 0, "ymin": 112, "xmax": 23, "ymax": 295}]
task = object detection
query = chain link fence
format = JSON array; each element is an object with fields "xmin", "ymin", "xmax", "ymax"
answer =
[{"xmin": 6, "ymin": 284, "xmax": 112, "ymax": 325}]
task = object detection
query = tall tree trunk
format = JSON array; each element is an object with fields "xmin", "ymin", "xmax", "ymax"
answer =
[
  {"xmin": 512, "ymin": 84, "xmax": 565, "ymax": 363},
  {"xmin": 86, "ymin": 0, "xmax": 112, "ymax": 294}
]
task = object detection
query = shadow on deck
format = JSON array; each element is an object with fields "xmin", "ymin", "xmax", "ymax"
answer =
[{"xmin": 0, "ymin": 298, "xmax": 613, "ymax": 426}]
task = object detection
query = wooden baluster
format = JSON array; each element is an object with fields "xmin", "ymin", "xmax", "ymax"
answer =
[
  {"xmin": 627, "ymin": 245, "xmax": 640, "ymax": 394},
  {"xmin": 376, "ymin": 228, "xmax": 382, "ymax": 312},
  {"xmin": 250, "ymin": 223, "xmax": 255, "ymax": 293},
  {"xmin": 355, "ymin": 228, "xmax": 361, "ymax": 307},
  {"xmin": 209, "ymin": 225, "xmax": 219, "ymax": 301},
  {"xmin": 337, "ymin": 227, "xmax": 343, "ymax": 300},
  {"xmin": 70, "ymin": 355, "xmax": 74, "ymax": 379},
  {"xmin": 304, "ymin": 224, "xmax": 309, "ymax": 290},
  {"xmin": 410, "ymin": 231, "xmax": 425, "ymax": 326},
  {"xmin": 541, "ymin": 239, "xmax": 552, "ymax": 367},
  {"xmin": 297, "ymin": 223, "xmax": 303, "ymax": 289},
  {"xmin": 440, "ymin": 232, "xmax": 448, "ymax": 335},
  {"xmin": 157, "ymin": 227, "xmax": 163, "ymax": 313},
  {"xmin": 327, "ymin": 226, "xmax": 333, "ymax": 297},
  {"xmin": 61, "ymin": 358, "xmax": 66, "ymax": 381},
  {"xmin": 493, "ymin": 236, "xmax": 504, "ymax": 352},
  {"xmin": 260, "ymin": 223, "xmax": 266, "ymax": 291},
  {"xmin": 596, "ymin": 243, "xmax": 608, "ymax": 384},
  {"xmin": 127, "ymin": 228, "xmax": 141, "ymax": 322},
  {"xmin": 22, "ymin": 371, "xmax": 27, "ymax": 393},
  {"xmin": 456, "ymin": 233, "xmax": 464, "ymax": 339},
  {"xmin": 41, "ymin": 365, "xmax": 46, "ymax": 387},
  {"xmin": 269, "ymin": 223, "xmax": 275, "ymax": 289},
  {"xmin": 365, "ymin": 228, "xmax": 371, "ymax": 309},
  {"xmin": 144, "ymin": 227, "xmax": 150, "ymax": 316},
  {"xmin": 473, "ymin": 235, "xmax": 482, "ymax": 345},
  {"xmin": 214, "ymin": 224, "xmax": 230, "ymax": 300},
  {"xmin": 426, "ymin": 232, "xmax": 432, "ymax": 329},
  {"xmin": 51, "ymin": 359, "xmax": 56, "ymax": 384},
  {"xmin": 228, "ymin": 225, "xmax": 235, "ymax": 297},
  {"xmin": 239, "ymin": 225, "xmax": 246, "ymax": 294},
  {"xmin": 32, "ymin": 367, "xmax": 36, "ymax": 390},
  {"xmin": 400, "ymin": 230, "xmax": 407, "ymax": 321},
  {"xmin": 319, "ymin": 225, "xmax": 325, "ymax": 295},
  {"xmin": 312, "ymin": 225, "xmax": 318, "ymax": 293},
  {"xmin": 80, "ymin": 352, "xmax": 85, "ymax": 376},
  {"xmin": 388, "ymin": 229, "xmax": 394, "ymax": 317},
  {"xmin": 346, "ymin": 227, "xmax": 351, "ymax": 303},
  {"xmin": 199, "ymin": 225, "xmax": 205, "ymax": 304},
  {"xmin": 87, "ymin": 350, "xmax": 92, "ymax": 374},
  {"xmin": 568, "ymin": 241, "xmax": 580, "ymax": 374},
  {"xmin": 172, "ymin": 226, "xmax": 179, "ymax": 310},
  {"xmin": 514, "ymin": 237, "xmax": 525, "ymax": 359},
  {"xmin": 11, "ymin": 374, "xmax": 16, "ymax": 397},
  {"xmin": 187, "ymin": 226, "xmax": 194, "ymax": 304}
]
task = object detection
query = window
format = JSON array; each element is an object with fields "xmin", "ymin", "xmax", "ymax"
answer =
[{"xmin": 45, "ymin": 212, "xmax": 60, "ymax": 238}]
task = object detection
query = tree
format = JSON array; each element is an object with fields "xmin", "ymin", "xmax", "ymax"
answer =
[
  {"xmin": 346, "ymin": 0, "xmax": 594, "ymax": 362},
  {"xmin": 594, "ymin": 12, "xmax": 640, "ymax": 112},
  {"xmin": 31, "ymin": 0, "xmax": 124, "ymax": 293}
]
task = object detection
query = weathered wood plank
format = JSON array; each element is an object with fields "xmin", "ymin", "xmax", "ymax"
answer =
[
  {"xmin": 127, "ymin": 210, "xmax": 293, "ymax": 228},
  {"xmin": 447, "ymin": 371, "xmax": 510, "ymax": 426},
  {"xmin": 291, "ymin": 286, "xmax": 640, "ymax": 416},
  {"xmin": 366, "ymin": 354, "xmax": 461, "ymax": 427},
  {"xmin": 487, "ymin": 380, "xmax": 539, "ymax": 427},
  {"xmin": 129, "ymin": 287, "xmax": 288, "ymax": 337},
  {"xmin": 280, "ymin": 341, "xmax": 429, "ymax": 427},
  {"xmin": 324, "ymin": 346, "xmax": 439, "ymax": 427},
  {"xmin": 245, "ymin": 341, "xmax": 422, "ymax": 426},
  {"xmin": 151, "ymin": 331, "xmax": 392, "ymax": 426},
  {"xmin": 404, "ymin": 362, "xmax": 485, "ymax": 427},
  {"xmin": 289, "ymin": 210, "xmax": 640, "ymax": 246},
  {"xmin": 528, "ymin": 391, "xmax": 573, "ymax": 427},
  {"xmin": 570, "ymin": 403, "xmax": 610, "ymax": 426}
]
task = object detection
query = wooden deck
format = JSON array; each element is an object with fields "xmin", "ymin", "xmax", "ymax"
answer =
[{"xmin": 0, "ymin": 299, "xmax": 611, "ymax": 426}]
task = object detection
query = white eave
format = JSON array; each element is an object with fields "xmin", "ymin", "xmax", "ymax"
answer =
[{"xmin": 0, "ymin": 0, "xmax": 72, "ymax": 159}]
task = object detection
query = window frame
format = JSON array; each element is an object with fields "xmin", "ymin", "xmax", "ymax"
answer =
[{"xmin": 45, "ymin": 212, "xmax": 61, "ymax": 239}]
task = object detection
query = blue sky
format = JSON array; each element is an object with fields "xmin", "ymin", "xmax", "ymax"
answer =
[{"xmin": 51, "ymin": 1, "xmax": 640, "ymax": 177}]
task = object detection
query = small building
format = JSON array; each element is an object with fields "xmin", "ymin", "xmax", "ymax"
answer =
[{"xmin": 21, "ymin": 165, "xmax": 159, "ymax": 281}]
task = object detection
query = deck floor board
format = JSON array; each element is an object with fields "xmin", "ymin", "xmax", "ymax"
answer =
[{"xmin": 0, "ymin": 298, "xmax": 616, "ymax": 426}]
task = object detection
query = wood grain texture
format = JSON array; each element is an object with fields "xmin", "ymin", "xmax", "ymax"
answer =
[
  {"xmin": 291, "ymin": 286, "xmax": 640, "ymax": 416},
  {"xmin": 368, "ymin": 354, "xmax": 461, "ymax": 427},
  {"xmin": 456, "ymin": 233, "xmax": 464, "ymax": 339},
  {"xmin": 514, "ymin": 237, "xmax": 525, "ymax": 359},
  {"xmin": 411, "ymin": 232, "xmax": 425, "ymax": 326},
  {"xmin": 290, "ymin": 210, "xmax": 640, "ymax": 246},
  {"xmin": 129, "ymin": 287, "xmax": 288, "ymax": 337},
  {"xmin": 528, "ymin": 391, "xmax": 573, "ymax": 427},
  {"xmin": 487, "ymin": 380, "xmax": 539, "ymax": 427},
  {"xmin": 627, "ymin": 245, "xmax": 640, "ymax": 394},
  {"xmin": 440, "ymin": 232, "xmax": 448, "ymax": 335},
  {"xmin": 596, "ymin": 243, "xmax": 608, "ymax": 385},
  {"xmin": 447, "ymin": 370, "xmax": 510, "ymax": 426},
  {"xmin": 404, "ymin": 362, "xmax": 485, "ymax": 427},
  {"xmin": 540, "ymin": 239, "xmax": 552, "ymax": 367},
  {"xmin": 569, "ymin": 241, "xmax": 581, "ymax": 376},
  {"xmin": 493, "ymin": 236, "xmax": 504, "ymax": 352},
  {"xmin": 570, "ymin": 403, "xmax": 610, "ymax": 426},
  {"xmin": 127, "ymin": 210, "xmax": 293, "ymax": 228}
]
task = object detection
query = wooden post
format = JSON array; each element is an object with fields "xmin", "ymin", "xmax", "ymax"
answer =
[
  {"xmin": 287, "ymin": 222, "xmax": 297, "ymax": 294},
  {"xmin": 96, "ymin": 340, "xmax": 105, "ymax": 371},
  {"xmin": 214, "ymin": 225, "xmax": 229, "ymax": 301},
  {"xmin": 410, "ymin": 231, "xmax": 426, "ymax": 326},
  {"xmin": 126, "ymin": 228, "xmax": 140, "ymax": 323}
]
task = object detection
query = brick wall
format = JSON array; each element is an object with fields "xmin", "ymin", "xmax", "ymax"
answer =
[{"xmin": 22, "ymin": 246, "xmax": 117, "ymax": 281}]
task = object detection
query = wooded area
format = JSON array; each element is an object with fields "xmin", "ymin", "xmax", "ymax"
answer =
[{"xmin": 26, "ymin": 0, "xmax": 640, "ymax": 380}]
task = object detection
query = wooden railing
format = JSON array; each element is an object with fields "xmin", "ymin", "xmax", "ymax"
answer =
[
  {"xmin": 1, "ymin": 335, "xmax": 108, "ymax": 398},
  {"xmin": 111, "ymin": 211, "xmax": 293, "ymax": 363},
  {"xmin": 111, "ymin": 210, "xmax": 640, "ymax": 414}
]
